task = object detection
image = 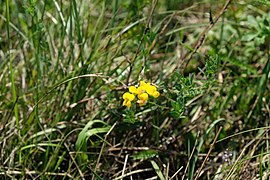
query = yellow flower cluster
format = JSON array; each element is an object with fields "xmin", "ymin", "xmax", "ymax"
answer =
[{"xmin": 122, "ymin": 81, "xmax": 160, "ymax": 108}]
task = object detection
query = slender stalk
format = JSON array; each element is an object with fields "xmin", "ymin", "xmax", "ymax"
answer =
[
  {"xmin": 6, "ymin": 0, "xmax": 19, "ymax": 130},
  {"xmin": 194, "ymin": 127, "xmax": 222, "ymax": 180}
]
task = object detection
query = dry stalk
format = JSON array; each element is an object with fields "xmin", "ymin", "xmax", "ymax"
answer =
[{"xmin": 176, "ymin": 0, "xmax": 233, "ymax": 73}]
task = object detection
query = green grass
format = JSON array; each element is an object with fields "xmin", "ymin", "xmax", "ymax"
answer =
[{"xmin": 1, "ymin": 0, "xmax": 270, "ymax": 179}]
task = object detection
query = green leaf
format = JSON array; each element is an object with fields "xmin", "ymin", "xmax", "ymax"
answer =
[
  {"xmin": 75, "ymin": 120, "xmax": 109, "ymax": 151},
  {"xmin": 75, "ymin": 120, "xmax": 110, "ymax": 164},
  {"xmin": 151, "ymin": 160, "xmax": 165, "ymax": 180},
  {"xmin": 131, "ymin": 150, "xmax": 158, "ymax": 160}
]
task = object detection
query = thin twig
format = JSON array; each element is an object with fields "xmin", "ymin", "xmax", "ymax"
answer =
[
  {"xmin": 177, "ymin": 0, "xmax": 232, "ymax": 73},
  {"xmin": 0, "ymin": 169, "xmax": 73, "ymax": 178},
  {"xmin": 226, "ymin": 130, "xmax": 265, "ymax": 180},
  {"xmin": 92, "ymin": 123, "xmax": 116, "ymax": 180},
  {"xmin": 121, "ymin": 154, "xmax": 129, "ymax": 180},
  {"xmin": 0, "ymin": 96, "xmax": 18, "ymax": 136},
  {"xmin": 170, "ymin": 166, "xmax": 183, "ymax": 180},
  {"xmin": 114, "ymin": 168, "xmax": 153, "ymax": 180},
  {"xmin": 65, "ymin": 143, "xmax": 85, "ymax": 180},
  {"xmin": 194, "ymin": 126, "xmax": 223, "ymax": 180},
  {"xmin": 126, "ymin": 0, "xmax": 158, "ymax": 85},
  {"xmin": 180, "ymin": 131, "xmax": 201, "ymax": 180},
  {"xmin": 165, "ymin": 161, "xmax": 170, "ymax": 180}
]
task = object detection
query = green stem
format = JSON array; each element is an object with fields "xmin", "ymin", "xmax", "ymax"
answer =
[{"xmin": 6, "ymin": 0, "xmax": 19, "ymax": 130}]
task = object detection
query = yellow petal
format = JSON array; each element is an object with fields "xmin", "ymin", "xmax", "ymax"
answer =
[
  {"xmin": 123, "ymin": 92, "xmax": 135, "ymax": 101},
  {"xmin": 146, "ymin": 85, "xmax": 157, "ymax": 96},
  {"xmin": 153, "ymin": 91, "xmax": 160, "ymax": 98},
  {"xmin": 137, "ymin": 86, "xmax": 144, "ymax": 94},
  {"xmin": 123, "ymin": 100, "xmax": 132, "ymax": 108},
  {"xmin": 137, "ymin": 99, "xmax": 146, "ymax": 106},
  {"xmin": 140, "ymin": 81, "xmax": 147, "ymax": 86},
  {"xmin": 140, "ymin": 81, "xmax": 151, "ymax": 91},
  {"xmin": 129, "ymin": 86, "xmax": 138, "ymax": 94},
  {"xmin": 138, "ymin": 93, "xmax": 149, "ymax": 101}
]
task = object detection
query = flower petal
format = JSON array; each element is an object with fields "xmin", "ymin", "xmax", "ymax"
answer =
[
  {"xmin": 153, "ymin": 91, "xmax": 160, "ymax": 98},
  {"xmin": 123, "ymin": 100, "xmax": 132, "ymax": 108},
  {"xmin": 140, "ymin": 81, "xmax": 151, "ymax": 91},
  {"xmin": 137, "ymin": 99, "xmax": 147, "ymax": 106},
  {"xmin": 137, "ymin": 86, "xmax": 144, "ymax": 94},
  {"xmin": 129, "ymin": 86, "xmax": 138, "ymax": 94},
  {"xmin": 140, "ymin": 81, "xmax": 147, "ymax": 86},
  {"xmin": 138, "ymin": 93, "xmax": 149, "ymax": 101},
  {"xmin": 123, "ymin": 92, "xmax": 135, "ymax": 101},
  {"xmin": 146, "ymin": 85, "xmax": 157, "ymax": 96}
]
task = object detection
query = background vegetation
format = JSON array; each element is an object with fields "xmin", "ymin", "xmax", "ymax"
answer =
[{"xmin": 1, "ymin": 0, "xmax": 270, "ymax": 179}]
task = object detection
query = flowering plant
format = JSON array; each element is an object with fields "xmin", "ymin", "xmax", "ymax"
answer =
[{"xmin": 122, "ymin": 81, "xmax": 160, "ymax": 108}]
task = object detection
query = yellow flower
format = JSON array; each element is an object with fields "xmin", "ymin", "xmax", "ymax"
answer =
[
  {"xmin": 122, "ymin": 92, "xmax": 135, "ymax": 108},
  {"xmin": 146, "ymin": 85, "xmax": 157, "ymax": 96},
  {"xmin": 122, "ymin": 80, "xmax": 160, "ymax": 108},
  {"xmin": 137, "ymin": 86, "xmax": 144, "ymax": 94},
  {"xmin": 140, "ymin": 81, "xmax": 147, "ymax": 86},
  {"xmin": 123, "ymin": 92, "xmax": 135, "ymax": 101},
  {"xmin": 137, "ymin": 99, "xmax": 147, "ymax": 106},
  {"xmin": 123, "ymin": 100, "xmax": 132, "ymax": 108},
  {"xmin": 138, "ymin": 93, "xmax": 149, "ymax": 101},
  {"xmin": 137, "ymin": 93, "xmax": 148, "ymax": 106},
  {"xmin": 139, "ymin": 81, "xmax": 151, "ymax": 91},
  {"xmin": 153, "ymin": 91, "xmax": 160, "ymax": 98},
  {"xmin": 129, "ymin": 86, "xmax": 138, "ymax": 94}
]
